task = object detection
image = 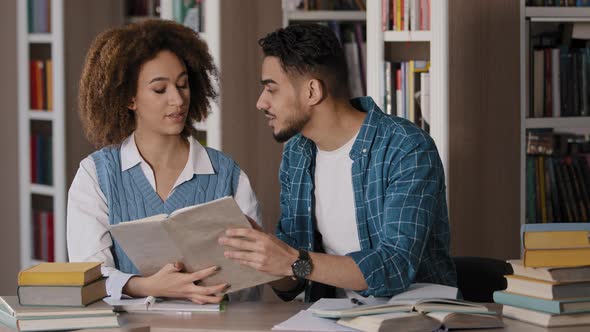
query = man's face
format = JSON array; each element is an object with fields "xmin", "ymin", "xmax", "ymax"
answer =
[{"xmin": 256, "ymin": 57, "xmax": 310, "ymax": 143}]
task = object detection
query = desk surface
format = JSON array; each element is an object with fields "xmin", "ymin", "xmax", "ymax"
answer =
[{"xmin": 99, "ymin": 302, "xmax": 590, "ymax": 332}]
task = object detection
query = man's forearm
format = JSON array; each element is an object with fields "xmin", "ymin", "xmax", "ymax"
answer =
[{"xmin": 307, "ymin": 252, "xmax": 368, "ymax": 291}]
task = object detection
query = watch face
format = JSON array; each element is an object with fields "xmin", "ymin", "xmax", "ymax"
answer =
[{"xmin": 292, "ymin": 259, "xmax": 312, "ymax": 279}]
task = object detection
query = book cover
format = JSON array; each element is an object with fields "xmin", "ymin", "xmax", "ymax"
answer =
[
  {"xmin": 523, "ymin": 247, "xmax": 590, "ymax": 267},
  {"xmin": 17, "ymin": 277, "xmax": 107, "ymax": 307},
  {"xmin": 18, "ymin": 262, "xmax": 102, "ymax": 286},
  {"xmin": 503, "ymin": 305, "xmax": 590, "ymax": 327},
  {"xmin": 109, "ymin": 196, "xmax": 280, "ymax": 294},
  {"xmin": 508, "ymin": 259, "xmax": 590, "ymax": 282},
  {"xmin": 494, "ymin": 291, "xmax": 590, "ymax": 315},
  {"xmin": 505, "ymin": 275, "xmax": 590, "ymax": 300}
]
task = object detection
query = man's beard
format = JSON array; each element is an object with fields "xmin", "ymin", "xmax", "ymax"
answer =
[{"xmin": 273, "ymin": 111, "xmax": 310, "ymax": 143}]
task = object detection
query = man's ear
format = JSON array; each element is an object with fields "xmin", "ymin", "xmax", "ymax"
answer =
[
  {"xmin": 307, "ymin": 78, "xmax": 324, "ymax": 106},
  {"xmin": 128, "ymin": 98, "xmax": 137, "ymax": 111}
]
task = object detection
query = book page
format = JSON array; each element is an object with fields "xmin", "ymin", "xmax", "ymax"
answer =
[
  {"xmin": 109, "ymin": 216, "xmax": 184, "ymax": 276},
  {"xmin": 164, "ymin": 196, "xmax": 279, "ymax": 292},
  {"xmin": 110, "ymin": 197, "xmax": 280, "ymax": 294}
]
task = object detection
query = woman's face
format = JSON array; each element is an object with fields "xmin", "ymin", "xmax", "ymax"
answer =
[{"xmin": 130, "ymin": 50, "xmax": 190, "ymax": 138}]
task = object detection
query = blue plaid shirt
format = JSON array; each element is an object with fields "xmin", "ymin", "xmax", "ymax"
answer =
[{"xmin": 275, "ymin": 97, "xmax": 456, "ymax": 300}]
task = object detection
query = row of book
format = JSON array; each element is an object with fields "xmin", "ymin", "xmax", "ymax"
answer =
[
  {"xmin": 325, "ymin": 22, "xmax": 366, "ymax": 98},
  {"xmin": 527, "ymin": 0, "xmax": 590, "ymax": 6},
  {"xmin": 31, "ymin": 209, "xmax": 54, "ymax": 263},
  {"xmin": 531, "ymin": 46, "xmax": 590, "ymax": 118},
  {"xmin": 526, "ymin": 154, "xmax": 590, "ymax": 223},
  {"xmin": 29, "ymin": 59, "xmax": 53, "ymax": 112},
  {"xmin": 284, "ymin": 0, "xmax": 366, "ymax": 11},
  {"xmin": 381, "ymin": 0, "xmax": 430, "ymax": 32},
  {"xmin": 173, "ymin": 0, "xmax": 204, "ymax": 33},
  {"xmin": 0, "ymin": 262, "xmax": 116, "ymax": 331},
  {"xmin": 30, "ymin": 133, "xmax": 53, "ymax": 185},
  {"xmin": 384, "ymin": 60, "xmax": 430, "ymax": 131},
  {"xmin": 495, "ymin": 223, "xmax": 590, "ymax": 328},
  {"xmin": 28, "ymin": 0, "xmax": 51, "ymax": 33}
]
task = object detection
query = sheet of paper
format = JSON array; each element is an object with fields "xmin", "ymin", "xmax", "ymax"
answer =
[
  {"xmin": 309, "ymin": 297, "xmax": 389, "ymax": 311},
  {"xmin": 271, "ymin": 310, "xmax": 357, "ymax": 332},
  {"xmin": 109, "ymin": 196, "xmax": 280, "ymax": 294}
]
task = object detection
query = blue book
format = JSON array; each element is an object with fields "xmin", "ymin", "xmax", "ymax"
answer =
[
  {"xmin": 494, "ymin": 291, "xmax": 590, "ymax": 315},
  {"xmin": 521, "ymin": 223, "xmax": 590, "ymax": 233}
]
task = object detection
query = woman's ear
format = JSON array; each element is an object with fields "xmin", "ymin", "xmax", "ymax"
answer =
[{"xmin": 128, "ymin": 98, "xmax": 137, "ymax": 111}]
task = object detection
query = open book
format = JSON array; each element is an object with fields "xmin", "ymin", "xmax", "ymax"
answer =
[
  {"xmin": 337, "ymin": 310, "xmax": 503, "ymax": 332},
  {"xmin": 109, "ymin": 196, "xmax": 280, "ymax": 294},
  {"xmin": 311, "ymin": 297, "xmax": 492, "ymax": 319}
]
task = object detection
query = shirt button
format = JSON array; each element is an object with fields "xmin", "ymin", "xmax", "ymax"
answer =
[
  {"xmin": 308, "ymin": 207, "xmax": 311, "ymax": 211},
  {"xmin": 362, "ymin": 148, "xmax": 367, "ymax": 153}
]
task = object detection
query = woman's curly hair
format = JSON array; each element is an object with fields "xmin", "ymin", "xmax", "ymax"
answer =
[{"xmin": 79, "ymin": 19, "xmax": 218, "ymax": 148}]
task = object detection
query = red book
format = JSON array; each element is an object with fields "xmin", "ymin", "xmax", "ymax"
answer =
[
  {"xmin": 47, "ymin": 211, "xmax": 54, "ymax": 262},
  {"xmin": 29, "ymin": 60, "xmax": 38, "ymax": 110}
]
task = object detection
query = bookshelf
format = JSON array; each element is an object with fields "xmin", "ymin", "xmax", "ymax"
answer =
[
  {"xmin": 520, "ymin": 0, "xmax": 590, "ymax": 226},
  {"xmin": 17, "ymin": 0, "xmax": 123, "ymax": 269},
  {"xmin": 158, "ymin": 0, "xmax": 221, "ymax": 149},
  {"xmin": 366, "ymin": 1, "xmax": 450, "ymax": 193},
  {"xmin": 18, "ymin": 0, "xmax": 65, "ymax": 268}
]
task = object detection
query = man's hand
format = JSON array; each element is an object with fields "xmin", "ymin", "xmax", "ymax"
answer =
[{"xmin": 219, "ymin": 225, "xmax": 299, "ymax": 277}]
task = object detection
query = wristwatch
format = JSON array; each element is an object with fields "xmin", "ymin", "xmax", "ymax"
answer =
[{"xmin": 291, "ymin": 249, "xmax": 312, "ymax": 279}]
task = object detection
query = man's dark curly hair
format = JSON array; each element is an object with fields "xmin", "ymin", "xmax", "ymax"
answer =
[
  {"xmin": 258, "ymin": 24, "xmax": 349, "ymax": 99},
  {"xmin": 79, "ymin": 19, "xmax": 218, "ymax": 148}
]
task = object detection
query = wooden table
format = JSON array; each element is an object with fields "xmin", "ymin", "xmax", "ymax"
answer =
[
  {"xmin": 99, "ymin": 302, "xmax": 590, "ymax": 332},
  {"xmin": 2, "ymin": 302, "xmax": 589, "ymax": 331}
]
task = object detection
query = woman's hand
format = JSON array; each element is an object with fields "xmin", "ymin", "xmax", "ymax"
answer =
[{"xmin": 123, "ymin": 262, "xmax": 228, "ymax": 304}]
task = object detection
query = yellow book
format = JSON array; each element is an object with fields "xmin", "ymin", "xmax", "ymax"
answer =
[
  {"xmin": 18, "ymin": 262, "xmax": 102, "ymax": 286},
  {"xmin": 524, "ymin": 248, "xmax": 590, "ymax": 268},
  {"xmin": 524, "ymin": 231, "xmax": 590, "ymax": 250},
  {"xmin": 46, "ymin": 59, "xmax": 53, "ymax": 111}
]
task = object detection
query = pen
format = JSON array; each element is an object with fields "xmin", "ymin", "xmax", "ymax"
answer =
[{"xmin": 350, "ymin": 298, "xmax": 365, "ymax": 306}]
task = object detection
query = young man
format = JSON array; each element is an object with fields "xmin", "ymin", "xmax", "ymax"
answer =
[{"xmin": 219, "ymin": 24, "xmax": 456, "ymax": 302}]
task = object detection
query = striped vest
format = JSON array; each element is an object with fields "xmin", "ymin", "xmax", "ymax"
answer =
[{"xmin": 92, "ymin": 145, "xmax": 241, "ymax": 275}]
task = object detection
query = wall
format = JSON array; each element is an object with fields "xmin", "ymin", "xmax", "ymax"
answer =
[
  {"xmin": 0, "ymin": 0, "xmax": 19, "ymax": 295},
  {"xmin": 448, "ymin": 0, "xmax": 521, "ymax": 260},
  {"xmin": 220, "ymin": 0, "xmax": 284, "ymax": 232}
]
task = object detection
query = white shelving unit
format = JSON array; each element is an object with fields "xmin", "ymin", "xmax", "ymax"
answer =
[
  {"xmin": 18, "ymin": 0, "xmax": 67, "ymax": 268},
  {"xmin": 519, "ymin": 0, "xmax": 590, "ymax": 226},
  {"xmin": 160, "ymin": 0, "xmax": 221, "ymax": 150},
  {"xmin": 366, "ymin": 1, "xmax": 450, "ymax": 197}
]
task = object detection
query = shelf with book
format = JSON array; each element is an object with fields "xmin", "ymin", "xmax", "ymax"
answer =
[
  {"xmin": 367, "ymin": 0, "xmax": 450, "ymax": 191},
  {"xmin": 520, "ymin": 0, "xmax": 590, "ymax": 226},
  {"xmin": 18, "ymin": 0, "xmax": 124, "ymax": 269},
  {"xmin": 284, "ymin": 10, "xmax": 366, "ymax": 22},
  {"xmin": 159, "ymin": 0, "xmax": 220, "ymax": 150},
  {"xmin": 18, "ymin": 0, "xmax": 63, "ymax": 269},
  {"xmin": 283, "ymin": 1, "xmax": 368, "ymax": 99},
  {"xmin": 526, "ymin": 116, "xmax": 590, "ymax": 129},
  {"xmin": 383, "ymin": 30, "xmax": 431, "ymax": 42}
]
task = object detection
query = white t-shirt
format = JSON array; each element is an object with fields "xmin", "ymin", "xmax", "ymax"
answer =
[{"xmin": 314, "ymin": 132, "xmax": 362, "ymax": 298}]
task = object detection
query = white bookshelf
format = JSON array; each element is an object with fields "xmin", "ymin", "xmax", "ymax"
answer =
[
  {"xmin": 366, "ymin": 1, "xmax": 450, "ymax": 198},
  {"xmin": 18, "ymin": 0, "xmax": 67, "ymax": 268},
  {"xmin": 520, "ymin": 0, "xmax": 590, "ymax": 227},
  {"xmin": 283, "ymin": 10, "xmax": 366, "ymax": 24},
  {"xmin": 159, "ymin": 0, "xmax": 221, "ymax": 150}
]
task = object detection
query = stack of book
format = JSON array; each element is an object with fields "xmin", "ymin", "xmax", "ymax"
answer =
[
  {"xmin": 494, "ymin": 223, "xmax": 590, "ymax": 328},
  {"xmin": 17, "ymin": 262, "xmax": 107, "ymax": 307}
]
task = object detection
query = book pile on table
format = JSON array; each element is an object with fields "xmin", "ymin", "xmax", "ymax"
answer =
[
  {"xmin": 495, "ymin": 223, "xmax": 590, "ymax": 328},
  {"xmin": 0, "ymin": 262, "xmax": 118, "ymax": 331}
]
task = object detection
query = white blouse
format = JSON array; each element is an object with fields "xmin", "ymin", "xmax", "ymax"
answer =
[{"xmin": 67, "ymin": 134, "xmax": 262, "ymax": 300}]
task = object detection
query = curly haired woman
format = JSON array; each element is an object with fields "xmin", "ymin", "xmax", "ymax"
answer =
[{"xmin": 67, "ymin": 20, "xmax": 261, "ymax": 304}]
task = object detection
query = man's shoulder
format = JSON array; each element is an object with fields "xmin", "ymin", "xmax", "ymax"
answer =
[{"xmin": 370, "ymin": 112, "xmax": 436, "ymax": 153}]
